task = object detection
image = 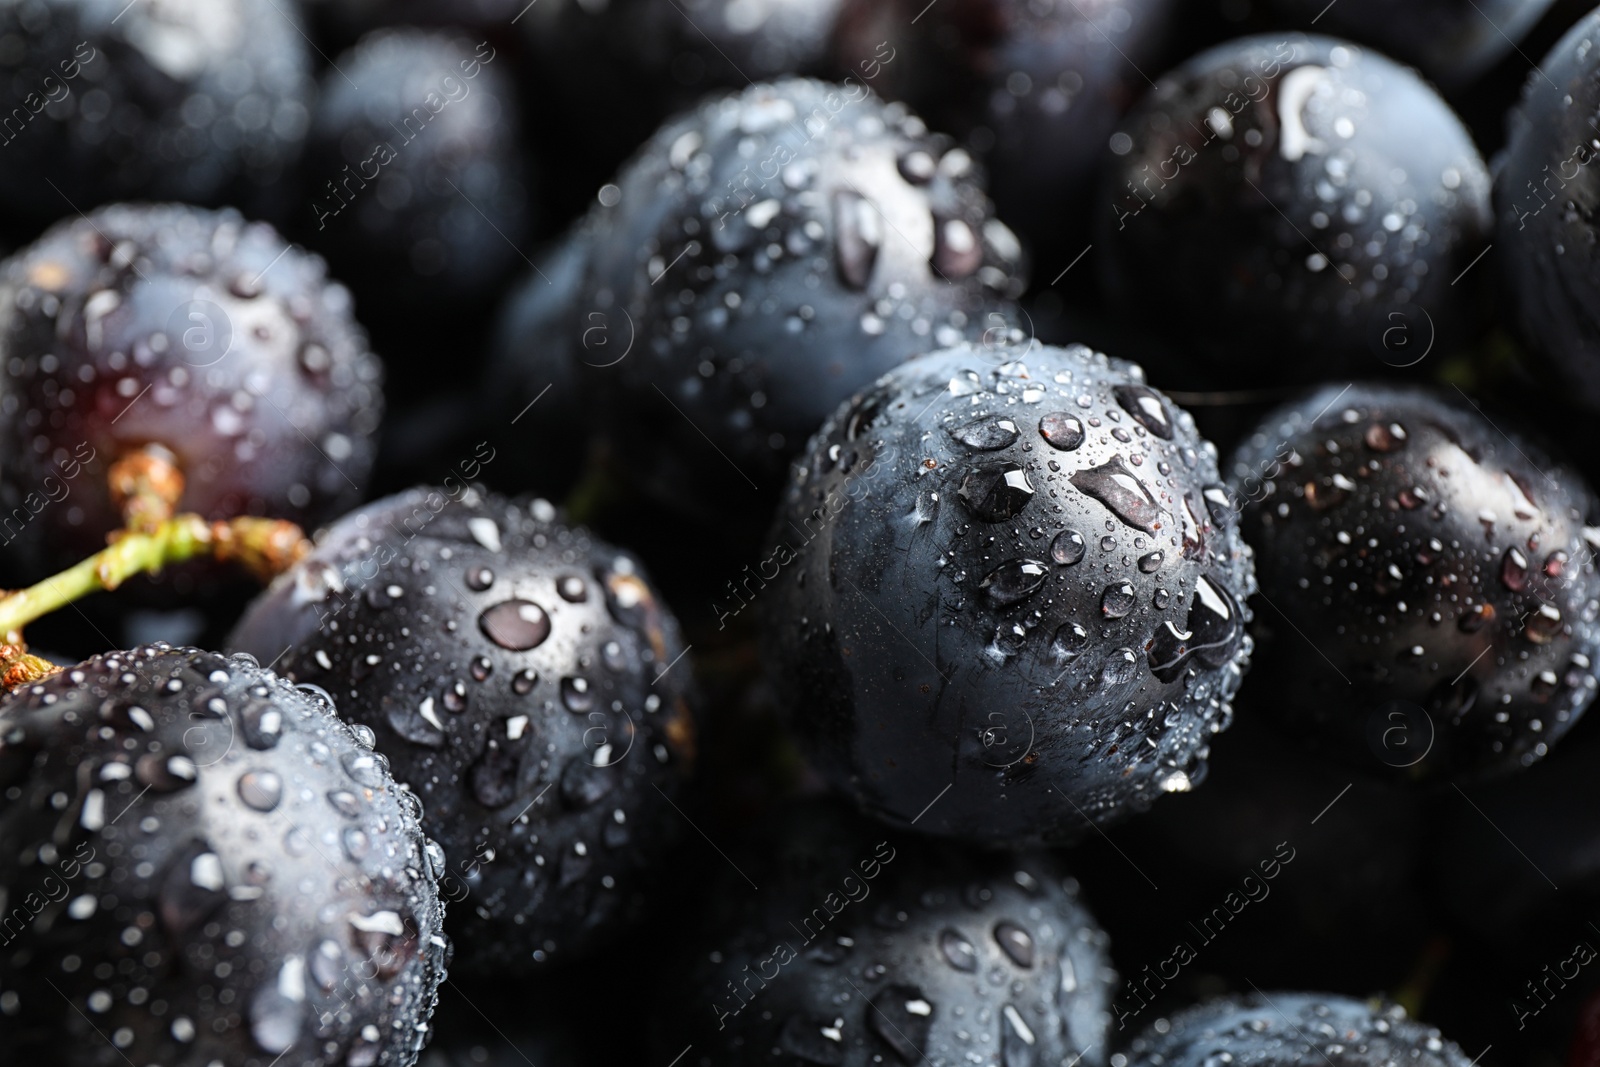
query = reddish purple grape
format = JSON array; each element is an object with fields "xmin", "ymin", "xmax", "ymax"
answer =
[{"xmin": 0, "ymin": 203, "xmax": 383, "ymax": 580}]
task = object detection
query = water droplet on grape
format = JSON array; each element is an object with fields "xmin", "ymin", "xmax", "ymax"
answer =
[
  {"xmin": 479, "ymin": 600, "xmax": 552, "ymax": 651},
  {"xmin": 1038, "ymin": 412, "xmax": 1085, "ymax": 451},
  {"xmin": 982, "ymin": 559, "xmax": 1049, "ymax": 608},
  {"xmin": 1071, "ymin": 457, "xmax": 1163, "ymax": 531},
  {"xmin": 1051, "ymin": 530, "xmax": 1086, "ymax": 565},
  {"xmin": 236, "ymin": 770, "xmax": 283, "ymax": 812}
]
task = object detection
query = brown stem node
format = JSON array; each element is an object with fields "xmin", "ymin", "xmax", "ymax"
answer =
[
  {"xmin": 0, "ymin": 643, "xmax": 62, "ymax": 690},
  {"xmin": 213, "ymin": 518, "xmax": 312, "ymax": 582},
  {"xmin": 108, "ymin": 445, "xmax": 186, "ymax": 533}
]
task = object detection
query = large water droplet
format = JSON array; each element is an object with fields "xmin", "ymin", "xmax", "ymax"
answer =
[
  {"xmin": 136, "ymin": 753, "xmax": 197, "ymax": 792},
  {"xmin": 1113, "ymin": 385, "xmax": 1173, "ymax": 439},
  {"xmin": 297, "ymin": 342, "xmax": 330, "ymax": 376},
  {"xmin": 309, "ymin": 939, "xmax": 344, "ymax": 994},
  {"xmin": 101, "ymin": 700, "xmax": 156, "ymax": 733},
  {"xmin": 348, "ymin": 909, "xmax": 417, "ymax": 981},
  {"xmin": 1179, "ymin": 495, "xmax": 1207, "ymax": 560},
  {"xmin": 284, "ymin": 826, "xmax": 311, "ymax": 857},
  {"xmin": 1501, "ymin": 547, "xmax": 1530, "ymax": 592},
  {"xmin": 562, "ymin": 755, "xmax": 616, "ymax": 809},
  {"xmin": 777, "ymin": 1015, "xmax": 848, "ymax": 1066},
  {"xmin": 1051, "ymin": 529, "xmax": 1086, "ymax": 565},
  {"xmin": 249, "ymin": 978, "xmax": 303, "ymax": 1055},
  {"xmin": 479, "ymin": 600, "xmax": 552, "ymax": 651},
  {"xmin": 933, "ymin": 216, "xmax": 982, "ymax": 278},
  {"xmin": 237, "ymin": 770, "xmax": 283, "ymax": 812},
  {"xmin": 1304, "ymin": 474, "xmax": 1355, "ymax": 510},
  {"xmin": 834, "ymin": 189, "xmax": 881, "ymax": 291},
  {"xmin": 1001, "ymin": 1003, "xmax": 1037, "ymax": 1067},
  {"xmin": 160, "ymin": 844, "xmax": 226, "ymax": 936},
  {"xmin": 948, "ymin": 370, "xmax": 984, "ymax": 397},
  {"xmin": 1038, "ymin": 412, "xmax": 1085, "ymax": 451},
  {"xmin": 959, "ymin": 463, "xmax": 1034, "ymax": 522},
  {"xmin": 950, "ymin": 417, "xmax": 1020, "ymax": 451},
  {"xmin": 1051, "ymin": 623, "xmax": 1089, "ymax": 661},
  {"xmin": 1101, "ymin": 648, "xmax": 1140, "ymax": 685},
  {"xmin": 386, "ymin": 695, "xmax": 446, "ymax": 748},
  {"xmin": 1567, "ymin": 654, "xmax": 1592, "ymax": 690},
  {"xmin": 1504, "ymin": 472, "xmax": 1539, "ymax": 521},
  {"xmin": 868, "ymin": 985, "xmax": 934, "ymax": 1064},
  {"xmin": 561, "ymin": 676, "xmax": 594, "ymax": 713},
  {"xmin": 1458, "ymin": 603, "xmax": 1494, "ymax": 633},
  {"xmin": 327, "ymin": 790, "xmax": 362, "ymax": 818},
  {"xmin": 994, "ymin": 921, "xmax": 1035, "ymax": 967},
  {"xmin": 939, "ymin": 928, "xmax": 978, "ymax": 972},
  {"xmin": 1071, "ymin": 457, "xmax": 1163, "ymax": 531},
  {"xmin": 982, "ymin": 560, "xmax": 1049, "ymax": 608},
  {"xmin": 342, "ymin": 827, "xmax": 370, "ymax": 861},
  {"xmin": 1202, "ymin": 485, "xmax": 1237, "ymax": 527},
  {"xmin": 470, "ymin": 746, "xmax": 520, "ymax": 808},
  {"xmin": 1101, "ymin": 582, "xmax": 1136, "ymax": 618},
  {"xmin": 1526, "ymin": 603, "xmax": 1563, "ymax": 645},
  {"xmin": 415, "ymin": 838, "xmax": 445, "ymax": 882},
  {"xmin": 341, "ymin": 750, "xmax": 388, "ymax": 788},
  {"xmin": 1148, "ymin": 576, "xmax": 1245, "ymax": 683},
  {"xmin": 898, "ymin": 149, "xmax": 936, "ymax": 185},
  {"xmin": 241, "ymin": 700, "xmax": 283, "ymax": 750},
  {"xmin": 468, "ymin": 517, "xmax": 502, "ymax": 552},
  {"xmin": 1365, "ymin": 422, "xmax": 1407, "ymax": 452}
]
